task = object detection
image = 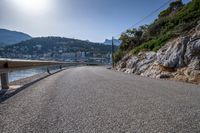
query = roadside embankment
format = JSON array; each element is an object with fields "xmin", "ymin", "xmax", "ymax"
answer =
[{"xmin": 116, "ymin": 24, "xmax": 200, "ymax": 84}]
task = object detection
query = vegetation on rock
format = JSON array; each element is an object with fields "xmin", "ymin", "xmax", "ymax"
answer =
[{"xmin": 114, "ymin": 0, "xmax": 200, "ymax": 63}]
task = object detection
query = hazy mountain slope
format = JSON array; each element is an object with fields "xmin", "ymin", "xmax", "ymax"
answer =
[
  {"xmin": 0, "ymin": 29, "xmax": 32, "ymax": 46},
  {"xmin": 0, "ymin": 37, "xmax": 116, "ymax": 60}
]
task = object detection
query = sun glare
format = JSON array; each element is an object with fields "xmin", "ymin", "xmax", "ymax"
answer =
[{"xmin": 13, "ymin": 0, "xmax": 50, "ymax": 15}]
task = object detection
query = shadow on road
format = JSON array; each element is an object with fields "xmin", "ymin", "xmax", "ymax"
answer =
[{"xmin": 0, "ymin": 70, "xmax": 63, "ymax": 103}]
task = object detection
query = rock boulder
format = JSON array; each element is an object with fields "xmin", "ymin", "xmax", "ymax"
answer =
[{"xmin": 157, "ymin": 37, "xmax": 189, "ymax": 68}]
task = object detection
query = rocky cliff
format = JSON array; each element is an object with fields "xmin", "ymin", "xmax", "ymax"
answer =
[{"xmin": 116, "ymin": 23, "xmax": 200, "ymax": 84}]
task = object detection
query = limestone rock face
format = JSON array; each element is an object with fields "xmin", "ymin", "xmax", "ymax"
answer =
[
  {"xmin": 157, "ymin": 37, "xmax": 189, "ymax": 68},
  {"xmin": 116, "ymin": 55, "xmax": 130, "ymax": 71},
  {"xmin": 188, "ymin": 58, "xmax": 200, "ymax": 70},
  {"xmin": 126, "ymin": 56, "xmax": 139, "ymax": 69},
  {"xmin": 192, "ymin": 23, "xmax": 200, "ymax": 38},
  {"xmin": 185, "ymin": 39, "xmax": 200, "ymax": 70},
  {"xmin": 115, "ymin": 24, "xmax": 200, "ymax": 84},
  {"xmin": 116, "ymin": 52, "xmax": 156, "ymax": 74},
  {"xmin": 135, "ymin": 52, "xmax": 156, "ymax": 74},
  {"xmin": 141, "ymin": 62, "xmax": 173, "ymax": 79}
]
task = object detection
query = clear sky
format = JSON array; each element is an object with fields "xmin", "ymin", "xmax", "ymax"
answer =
[{"xmin": 0, "ymin": 0, "xmax": 191, "ymax": 42}]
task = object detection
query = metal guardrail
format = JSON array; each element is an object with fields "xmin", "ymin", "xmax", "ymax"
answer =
[
  {"xmin": 0, "ymin": 59, "xmax": 81, "ymax": 89},
  {"xmin": 0, "ymin": 59, "xmax": 79, "ymax": 72}
]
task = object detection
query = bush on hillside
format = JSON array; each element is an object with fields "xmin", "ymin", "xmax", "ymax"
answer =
[
  {"xmin": 113, "ymin": 50, "xmax": 126, "ymax": 63},
  {"xmin": 114, "ymin": 0, "xmax": 200, "ymax": 63},
  {"xmin": 130, "ymin": 32, "xmax": 174, "ymax": 54}
]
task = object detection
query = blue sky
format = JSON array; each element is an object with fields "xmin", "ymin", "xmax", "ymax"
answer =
[{"xmin": 0, "ymin": 0, "xmax": 191, "ymax": 42}]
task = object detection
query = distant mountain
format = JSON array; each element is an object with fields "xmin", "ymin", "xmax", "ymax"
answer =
[
  {"xmin": 0, "ymin": 37, "xmax": 117, "ymax": 60},
  {"xmin": 0, "ymin": 29, "xmax": 32, "ymax": 46},
  {"xmin": 104, "ymin": 39, "xmax": 121, "ymax": 46}
]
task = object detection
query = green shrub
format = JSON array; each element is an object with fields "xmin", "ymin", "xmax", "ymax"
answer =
[
  {"xmin": 159, "ymin": 8, "xmax": 172, "ymax": 18},
  {"xmin": 114, "ymin": 50, "xmax": 126, "ymax": 63},
  {"xmin": 130, "ymin": 32, "xmax": 174, "ymax": 55}
]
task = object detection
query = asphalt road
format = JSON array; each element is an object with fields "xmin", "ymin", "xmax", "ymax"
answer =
[{"xmin": 0, "ymin": 66, "xmax": 200, "ymax": 133}]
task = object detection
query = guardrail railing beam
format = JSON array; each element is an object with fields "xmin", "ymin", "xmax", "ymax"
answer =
[
  {"xmin": 0, "ymin": 58, "xmax": 85, "ymax": 90},
  {"xmin": 1, "ymin": 73, "xmax": 9, "ymax": 89}
]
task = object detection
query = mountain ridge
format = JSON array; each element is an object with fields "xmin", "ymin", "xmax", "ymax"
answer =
[
  {"xmin": 0, "ymin": 36, "xmax": 116, "ymax": 61},
  {"xmin": 0, "ymin": 28, "xmax": 32, "ymax": 46}
]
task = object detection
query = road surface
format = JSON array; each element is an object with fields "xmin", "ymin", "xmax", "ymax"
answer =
[{"xmin": 0, "ymin": 66, "xmax": 200, "ymax": 133}]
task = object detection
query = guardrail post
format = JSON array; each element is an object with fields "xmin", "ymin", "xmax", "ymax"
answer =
[
  {"xmin": 47, "ymin": 68, "xmax": 51, "ymax": 74},
  {"xmin": 1, "ymin": 73, "xmax": 9, "ymax": 89}
]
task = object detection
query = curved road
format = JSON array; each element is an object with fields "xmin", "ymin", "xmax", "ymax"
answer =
[{"xmin": 0, "ymin": 66, "xmax": 200, "ymax": 133}]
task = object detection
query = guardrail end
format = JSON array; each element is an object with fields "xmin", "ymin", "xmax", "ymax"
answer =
[{"xmin": 1, "ymin": 73, "xmax": 9, "ymax": 89}]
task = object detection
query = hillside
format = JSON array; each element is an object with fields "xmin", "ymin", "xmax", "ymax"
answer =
[
  {"xmin": 115, "ymin": 0, "xmax": 200, "ymax": 84},
  {"xmin": 0, "ymin": 37, "xmax": 116, "ymax": 61},
  {"xmin": 0, "ymin": 29, "xmax": 32, "ymax": 46}
]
